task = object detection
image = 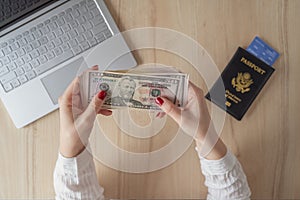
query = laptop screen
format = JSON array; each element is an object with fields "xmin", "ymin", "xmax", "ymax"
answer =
[{"xmin": 0, "ymin": 0, "xmax": 58, "ymax": 32}]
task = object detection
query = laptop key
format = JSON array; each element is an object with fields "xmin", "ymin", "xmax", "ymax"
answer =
[
  {"xmin": 41, "ymin": 26, "xmax": 50, "ymax": 35},
  {"xmin": 18, "ymin": 38, "xmax": 27, "ymax": 46},
  {"xmin": 49, "ymin": 22, "xmax": 58, "ymax": 31},
  {"xmin": 30, "ymin": 59, "xmax": 40, "ymax": 68},
  {"xmin": 7, "ymin": 63, "xmax": 17, "ymax": 71},
  {"xmin": 3, "ymin": 46, "xmax": 12, "ymax": 54},
  {"xmin": 72, "ymin": 46, "xmax": 82, "ymax": 55},
  {"xmin": 69, "ymin": 39, "xmax": 78, "ymax": 47},
  {"xmin": 26, "ymin": 71, "xmax": 36, "ymax": 80},
  {"xmin": 8, "ymin": 52, "xmax": 18, "ymax": 61},
  {"xmin": 0, "ymin": 57, "xmax": 10, "ymax": 64},
  {"xmin": 11, "ymin": 42, "xmax": 20, "ymax": 51},
  {"xmin": 76, "ymin": 35, "xmax": 85, "ymax": 43},
  {"xmin": 91, "ymin": 24, "xmax": 108, "ymax": 35},
  {"xmin": 69, "ymin": 29, "xmax": 78, "ymax": 38},
  {"xmin": 61, "ymin": 43, "xmax": 70, "ymax": 52},
  {"xmin": 16, "ymin": 48, "xmax": 25, "ymax": 57},
  {"xmin": 53, "ymin": 38, "xmax": 62, "ymax": 47},
  {"xmin": 62, "ymin": 33, "xmax": 70, "ymax": 42},
  {"xmin": 32, "ymin": 40, "xmax": 41, "ymax": 49},
  {"xmin": 84, "ymin": 31, "xmax": 93, "ymax": 40},
  {"xmin": 61, "ymin": 24, "xmax": 71, "ymax": 32},
  {"xmin": 0, "ymin": 66, "xmax": 9, "ymax": 76},
  {"xmin": 77, "ymin": 16, "xmax": 86, "ymax": 24},
  {"xmin": 46, "ymin": 42, "xmax": 55, "ymax": 50},
  {"xmin": 24, "ymin": 44, "xmax": 33, "ymax": 53},
  {"xmin": 39, "ymin": 37, "xmax": 48, "ymax": 45},
  {"xmin": 77, "ymin": 25, "xmax": 85, "ymax": 34},
  {"xmin": 87, "ymin": 38, "xmax": 97, "ymax": 47},
  {"xmin": 0, "ymin": 71, "xmax": 17, "ymax": 83},
  {"xmin": 39, "ymin": 55, "xmax": 48, "ymax": 64},
  {"xmin": 45, "ymin": 51, "xmax": 55, "ymax": 60},
  {"xmin": 80, "ymin": 41, "xmax": 90, "ymax": 51},
  {"xmin": 46, "ymin": 32, "xmax": 56, "ymax": 41},
  {"xmin": 30, "ymin": 50, "xmax": 40, "ymax": 58},
  {"xmin": 10, "ymin": 79, "xmax": 21, "ymax": 88},
  {"xmin": 23, "ymin": 54, "xmax": 32, "ymax": 63},
  {"xmin": 23, "ymin": 63, "xmax": 32, "ymax": 72},
  {"xmin": 15, "ymin": 68, "xmax": 25, "ymax": 76},
  {"xmin": 90, "ymin": 8, "xmax": 100, "ymax": 17},
  {"xmin": 54, "ymin": 28, "xmax": 63, "ymax": 37},
  {"xmin": 35, "ymin": 50, "xmax": 73, "ymax": 75},
  {"xmin": 3, "ymin": 82, "xmax": 13, "ymax": 92},
  {"xmin": 25, "ymin": 34, "xmax": 35, "ymax": 42},
  {"xmin": 19, "ymin": 75, "xmax": 28, "ymax": 84},
  {"xmin": 38, "ymin": 46, "xmax": 47, "ymax": 55},
  {"xmin": 57, "ymin": 18, "xmax": 65, "ymax": 26},
  {"xmin": 54, "ymin": 47, "xmax": 63, "ymax": 56},
  {"xmin": 15, "ymin": 58, "xmax": 25, "ymax": 67},
  {"xmin": 82, "ymin": 22, "xmax": 93, "ymax": 31}
]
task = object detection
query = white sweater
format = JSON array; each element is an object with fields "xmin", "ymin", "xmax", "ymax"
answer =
[{"xmin": 53, "ymin": 147, "xmax": 251, "ymax": 200}]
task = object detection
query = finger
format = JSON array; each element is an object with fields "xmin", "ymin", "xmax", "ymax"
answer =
[
  {"xmin": 155, "ymin": 111, "xmax": 166, "ymax": 118},
  {"xmin": 59, "ymin": 77, "xmax": 80, "ymax": 106},
  {"xmin": 98, "ymin": 109, "xmax": 112, "ymax": 116},
  {"xmin": 156, "ymin": 112, "xmax": 166, "ymax": 118},
  {"xmin": 91, "ymin": 65, "xmax": 98, "ymax": 70},
  {"xmin": 155, "ymin": 97, "xmax": 181, "ymax": 123},
  {"xmin": 81, "ymin": 90, "xmax": 107, "ymax": 121},
  {"xmin": 155, "ymin": 112, "xmax": 161, "ymax": 118},
  {"xmin": 159, "ymin": 112, "xmax": 166, "ymax": 118},
  {"xmin": 59, "ymin": 66, "xmax": 99, "ymax": 105}
]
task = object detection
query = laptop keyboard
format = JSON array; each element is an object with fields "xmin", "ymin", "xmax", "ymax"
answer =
[{"xmin": 0, "ymin": 0, "xmax": 112, "ymax": 93}]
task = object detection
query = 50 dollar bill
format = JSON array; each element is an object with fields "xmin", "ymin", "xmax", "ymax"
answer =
[{"xmin": 81, "ymin": 71, "xmax": 188, "ymax": 110}]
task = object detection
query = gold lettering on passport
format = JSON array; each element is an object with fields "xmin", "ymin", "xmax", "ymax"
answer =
[
  {"xmin": 225, "ymin": 90, "xmax": 242, "ymax": 104},
  {"xmin": 240, "ymin": 57, "xmax": 266, "ymax": 75},
  {"xmin": 231, "ymin": 72, "xmax": 253, "ymax": 93},
  {"xmin": 225, "ymin": 101, "xmax": 231, "ymax": 107}
]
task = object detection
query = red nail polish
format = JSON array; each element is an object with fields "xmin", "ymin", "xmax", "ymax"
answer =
[
  {"xmin": 98, "ymin": 90, "xmax": 107, "ymax": 100},
  {"xmin": 155, "ymin": 97, "xmax": 164, "ymax": 106}
]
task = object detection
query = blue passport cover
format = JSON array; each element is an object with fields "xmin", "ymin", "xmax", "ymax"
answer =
[{"xmin": 205, "ymin": 47, "xmax": 275, "ymax": 120}]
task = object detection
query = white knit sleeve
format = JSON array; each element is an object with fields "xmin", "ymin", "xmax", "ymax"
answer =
[
  {"xmin": 197, "ymin": 148, "xmax": 251, "ymax": 200},
  {"xmin": 53, "ymin": 147, "xmax": 105, "ymax": 200}
]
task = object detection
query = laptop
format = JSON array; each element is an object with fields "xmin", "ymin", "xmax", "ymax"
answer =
[{"xmin": 0, "ymin": 0, "xmax": 137, "ymax": 128}]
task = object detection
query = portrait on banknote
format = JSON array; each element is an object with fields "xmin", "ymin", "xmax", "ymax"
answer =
[{"xmin": 104, "ymin": 76, "xmax": 143, "ymax": 107}]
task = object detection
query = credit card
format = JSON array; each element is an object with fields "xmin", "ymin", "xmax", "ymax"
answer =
[{"xmin": 246, "ymin": 36, "xmax": 279, "ymax": 66}]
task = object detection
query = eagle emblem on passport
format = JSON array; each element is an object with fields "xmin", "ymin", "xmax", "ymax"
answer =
[{"xmin": 231, "ymin": 72, "xmax": 253, "ymax": 93}]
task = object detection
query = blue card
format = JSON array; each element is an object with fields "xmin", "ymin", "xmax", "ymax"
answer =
[{"xmin": 246, "ymin": 36, "xmax": 279, "ymax": 66}]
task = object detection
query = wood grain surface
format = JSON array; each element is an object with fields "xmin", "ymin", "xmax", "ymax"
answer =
[{"xmin": 0, "ymin": 0, "xmax": 299, "ymax": 199}]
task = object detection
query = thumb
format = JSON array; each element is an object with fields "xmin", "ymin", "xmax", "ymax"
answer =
[
  {"xmin": 82, "ymin": 90, "xmax": 107, "ymax": 121},
  {"xmin": 155, "ymin": 97, "xmax": 181, "ymax": 124}
]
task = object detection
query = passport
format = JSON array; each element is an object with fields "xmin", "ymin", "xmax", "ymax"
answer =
[{"xmin": 205, "ymin": 47, "xmax": 275, "ymax": 120}]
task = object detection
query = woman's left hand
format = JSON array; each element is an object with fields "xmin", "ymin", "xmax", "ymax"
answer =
[{"xmin": 58, "ymin": 66, "xmax": 112, "ymax": 158}]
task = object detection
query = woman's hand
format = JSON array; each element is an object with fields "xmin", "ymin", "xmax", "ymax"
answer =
[
  {"xmin": 58, "ymin": 66, "xmax": 112, "ymax": 158},
  {"xmin": 155, "ymin": 82, "xmax": 227, "ymax": 159}
]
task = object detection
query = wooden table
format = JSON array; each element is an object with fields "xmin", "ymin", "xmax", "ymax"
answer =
[{"xmin": 1, "ymin": 0, "xmax": 299, "ymax": 199}]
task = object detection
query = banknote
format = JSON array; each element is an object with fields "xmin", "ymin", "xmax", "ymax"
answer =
[
  {"xmin": 81, "ymin": 71, "xmax": 188, "ymax": 110},
  {"xmin": 141, "ymin": 73, "xmax": 189, "ymax": 107}
]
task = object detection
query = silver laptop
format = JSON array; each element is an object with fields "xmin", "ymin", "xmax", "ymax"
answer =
[{"xmin": 0, "ymin": 0, "xmax": 137, "ymax": 128}]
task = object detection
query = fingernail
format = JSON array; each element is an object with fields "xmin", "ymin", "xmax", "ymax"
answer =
[
  {"xmin": 98, "ymin": 90, "xmax": 106, "ymax": 100},
  {"xmin": 155, "ymin": 97, "xmax": 164, "ymax": 106}
]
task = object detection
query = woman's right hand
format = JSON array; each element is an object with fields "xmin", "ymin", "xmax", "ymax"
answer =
[{"xmin": 155, "ymin": 82, "xmax": 227, "ymax": 159}]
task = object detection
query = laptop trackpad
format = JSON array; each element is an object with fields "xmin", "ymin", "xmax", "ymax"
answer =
[{"xmin": 41, "ymin": 57, "xmax": 87, "ymax": 105}]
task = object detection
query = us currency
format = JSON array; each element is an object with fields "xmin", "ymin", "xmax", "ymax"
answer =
[
  {"xmin": 141, "ymin": 73, "xmax": 189, "ymax": 107},
  {"xmin": 81, "ymin": 71, "xmax": 188, "ymax": 110}
]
